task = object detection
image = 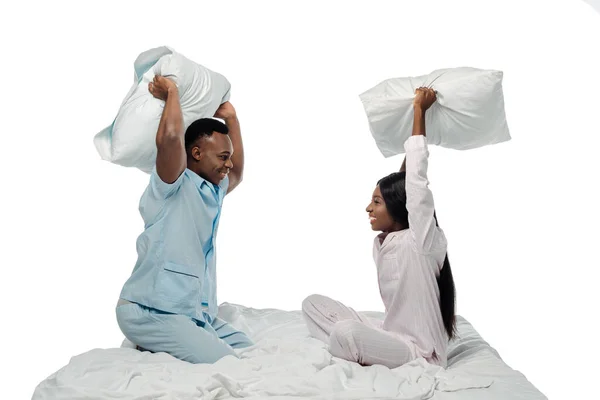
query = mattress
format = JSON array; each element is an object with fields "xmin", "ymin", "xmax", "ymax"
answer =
[{"xmin": 32, "ymin": 303, "xmax": 547, "ymax": 399}]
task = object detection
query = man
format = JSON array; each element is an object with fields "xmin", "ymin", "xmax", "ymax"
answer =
[{"xmin": 115, "ymin": 74, "xmax": 252, "ymax": 363}]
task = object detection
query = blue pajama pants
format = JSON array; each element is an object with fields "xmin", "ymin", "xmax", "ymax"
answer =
[{"xmin": 116, "ymin": 302, "xmax": 254, "ymax": 364}]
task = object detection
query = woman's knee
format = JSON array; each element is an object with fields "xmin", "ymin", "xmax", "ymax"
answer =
[
  {"xmin": 302, "ymin": 294, "xmax": 326, "ymax": 316},
  {"xmin": 302, "ymin": 293, "xmax": 337, "ymax": 312},
  {"xmin": 328, "ymin": 320, "xmax": 363, "ymax": 362}
]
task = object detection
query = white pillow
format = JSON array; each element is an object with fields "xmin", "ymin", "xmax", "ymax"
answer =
[
  {"xmin": 93, "ymin": 46, "xmax": 231, "ymax": 173},
  {"xmin": 358, "ymin": 67, "xmax": 511, "ymax": 157}
]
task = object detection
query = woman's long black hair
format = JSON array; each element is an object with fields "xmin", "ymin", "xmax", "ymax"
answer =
[{"xmin": 378, "ymin": 171, "xmax": 457, "ymax": 339}]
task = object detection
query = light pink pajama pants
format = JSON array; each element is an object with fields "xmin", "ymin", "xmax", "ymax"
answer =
[{"xmin": 302, "ymin": 294, "xmax": 417, "ymax": 369}]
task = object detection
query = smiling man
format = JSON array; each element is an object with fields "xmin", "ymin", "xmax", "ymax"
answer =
[{"xmin": 114, "ymin": 75, "xmax": 252, "ymax": 364}]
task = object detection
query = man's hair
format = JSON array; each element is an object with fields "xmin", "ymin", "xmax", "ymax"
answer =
[{"xmin": 184, "ymin": 118, "xmax": 229, "ymax": 151}]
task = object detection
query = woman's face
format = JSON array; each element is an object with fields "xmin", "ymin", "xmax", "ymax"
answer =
[{"xmin": 366, "ymin": 185, "xmax": 397, "ymax": 232}]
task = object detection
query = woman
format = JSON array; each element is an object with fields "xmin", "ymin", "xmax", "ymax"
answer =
[{"xmin": 302, "ymin": 87, "xmax": 456, "ymax": 369}]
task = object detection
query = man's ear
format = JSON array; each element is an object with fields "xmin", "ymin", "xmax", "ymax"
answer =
[{"xmin": 191, "ymin": 145, "xmax": 203, "ymax": 161}]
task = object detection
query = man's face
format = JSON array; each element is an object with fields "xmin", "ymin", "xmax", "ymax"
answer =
[{"xmin": 193, "ymin": 133, "xmax": 234, "ymax": 185}]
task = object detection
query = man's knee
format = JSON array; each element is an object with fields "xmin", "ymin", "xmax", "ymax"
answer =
[
  {"xmin": 230, "ymin": 333, "xmax": 254, "ymax": 349},
  {"xmin": 116, "ymin": 305, "xmax": 145, "ymax": 346}
]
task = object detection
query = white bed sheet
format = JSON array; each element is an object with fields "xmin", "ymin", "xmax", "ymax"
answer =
[{"xmin": 32, "ymin": 303, "xmax": 547, "ymax": 400}]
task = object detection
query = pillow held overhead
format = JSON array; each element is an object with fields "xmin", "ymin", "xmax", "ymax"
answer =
[
  {"xmin": 93, "ymin": 46, "xmax": 231, "ymax": 173},
  {"xmin": 359, "ymin": 67, "xmax": 511, "ymax": 157}
]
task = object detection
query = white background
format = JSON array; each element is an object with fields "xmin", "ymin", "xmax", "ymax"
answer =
[{"xmin": 2, "ymin": 0, "xmax": 599, "ymax": 399}]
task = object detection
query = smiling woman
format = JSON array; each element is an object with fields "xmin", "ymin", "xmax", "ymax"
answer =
[
  {"xmin": 300, "ymin": 87, "xmax": 459, "ymax": 372},
  {"xmin": 368, "ymin": 183, "xmax": 405, "ymax": 232}
]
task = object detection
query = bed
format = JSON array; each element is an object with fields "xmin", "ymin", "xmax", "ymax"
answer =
[{"xmin": 32, "ymin": 303, "xmax": 547, "ymax": 399}]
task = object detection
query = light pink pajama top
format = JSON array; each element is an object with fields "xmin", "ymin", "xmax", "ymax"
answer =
[{"xmin": 373, "ymin": 135, "xmax": 450, "ymax": 367}]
